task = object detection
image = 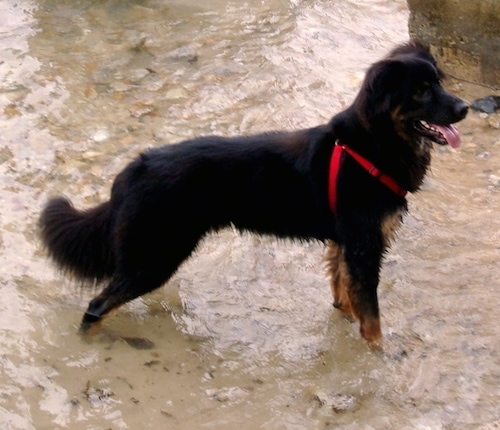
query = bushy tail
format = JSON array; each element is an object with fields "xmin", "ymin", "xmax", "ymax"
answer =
[{"xmin": 39, "ymin": 197, "xmax": 115, "ymax": 282}]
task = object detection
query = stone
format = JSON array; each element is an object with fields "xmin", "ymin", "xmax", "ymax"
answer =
[
  {"xmin": 407, "ymin": 0, "xmax": 500, "ymax": 87},
  {"xmin": 471, "ymin": 96, "xmax": 500, "ymax": 114}
]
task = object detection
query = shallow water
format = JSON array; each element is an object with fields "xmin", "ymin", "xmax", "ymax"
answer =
[{"xmin": 1, "ymin": 0, "xmax": 499, "ymax": 429}]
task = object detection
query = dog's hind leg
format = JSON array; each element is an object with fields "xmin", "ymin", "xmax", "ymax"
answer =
[
  {"xmin": 79, "ymin": 232, "xmax": 203, "ymax": 334},
  {"xmin": 325, "ymin": 241, "xmax": 355, "ymax": 321}
]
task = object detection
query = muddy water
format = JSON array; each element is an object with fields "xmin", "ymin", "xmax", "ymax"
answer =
[{"xmin": 0, "ymin": 0, "xmax": 499, "ymax": 429}]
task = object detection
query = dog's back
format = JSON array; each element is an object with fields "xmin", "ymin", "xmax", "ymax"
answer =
[{"xmin": 129, "ymin": 129, "xmax": 334, "ymax": 239}]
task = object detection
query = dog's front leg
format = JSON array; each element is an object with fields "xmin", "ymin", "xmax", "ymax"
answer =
[
  {"xmin": 343, "ymin": 240, "xmax": 384, "ymax": 344},
  {"xmin": 326, "ymin": 226, "xmax": 385, "ymax": 345}
]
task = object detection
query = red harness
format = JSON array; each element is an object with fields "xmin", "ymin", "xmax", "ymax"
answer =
[{"xmin": 328, "ymin": 141, "xmax": 407, "ymax": 215}]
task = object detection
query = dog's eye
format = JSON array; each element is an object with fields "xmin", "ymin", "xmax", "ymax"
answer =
[{"xmin": 414, "ymin": 85, "xmax": 430, "ymax": 100}]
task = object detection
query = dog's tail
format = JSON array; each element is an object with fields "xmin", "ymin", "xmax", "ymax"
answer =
[{"xmin": 39, "ymin": 197, "xmax": 115, "ymax": 282}]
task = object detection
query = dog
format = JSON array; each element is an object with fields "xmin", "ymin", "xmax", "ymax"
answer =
[{"xmin": 39, "ymin": 42, "xmax": 468, "ymax": 345}]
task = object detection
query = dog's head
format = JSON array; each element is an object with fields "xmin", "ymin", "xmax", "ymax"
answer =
[{"xmin": 354, "ymin": 42, "xmax": 468, "ymax": 149}]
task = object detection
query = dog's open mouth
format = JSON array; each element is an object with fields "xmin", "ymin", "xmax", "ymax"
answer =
[{"xmin": 415, "ymin": 121, "xmax": 461, "ymax": 148}]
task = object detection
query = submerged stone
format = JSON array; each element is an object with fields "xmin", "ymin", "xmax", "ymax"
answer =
[{"xmin": 471, "ymin": 96, "xmax": 500, "ymax": 114}]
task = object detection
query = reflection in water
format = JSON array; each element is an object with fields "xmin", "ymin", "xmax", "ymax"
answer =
[{"xmin": 0, "ymin": 0, "xmax": 499, "ymax": 429}]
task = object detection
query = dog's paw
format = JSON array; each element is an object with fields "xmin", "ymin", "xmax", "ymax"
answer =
[{"xmin": 332, "ymin": 301, "xmax": 356, "ymax": 322}]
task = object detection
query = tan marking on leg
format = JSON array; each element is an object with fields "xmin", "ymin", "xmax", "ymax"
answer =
[
  {"xmin": 381, "ymin": 210, "xmax": 403, "ymax": 248},
  {"xmin": 359, "ymin": 315, "xmax": 382, "ymax": 343},
  {"xmin": 326, "ymin": 211, "xmax": 402, "ymax": 345},
  {"xmin": 352, "ymin": 210, "xmax": 402, "ymax": 345},
  {"xmin": 79, "ymin": 319, "xmax": 104, "ymax": 338},
  {"xmin": 345, "ymin": 278, "xmax": 383, "ymax": 343},
  {"xmin": 325, "ymin": 240, "xmax": 355, "ymax": 321},
  {"xmin": 79, "ymin": 307, "xmax": 119, "ymax": 337}
]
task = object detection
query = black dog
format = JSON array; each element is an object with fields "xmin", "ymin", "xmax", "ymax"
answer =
[{"xmin": 39, "ymin": 42, "xmax": 468, "ymax": 345}]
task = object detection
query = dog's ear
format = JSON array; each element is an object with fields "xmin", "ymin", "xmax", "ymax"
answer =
[
  {"xmin": 354, "ymin": 59, "xmax": 406, "ymax": 126},
  {"xmin": 387, "ymin": 41, "xmax": 430, "ymax": 60},
  {"xmin": 388, "ymin": 42, "xmax": 445, "ymax": 80}
]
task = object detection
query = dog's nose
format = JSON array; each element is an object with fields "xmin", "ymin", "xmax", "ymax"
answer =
[{"xmin": 455, "ymin": 101, "xmax": 469, "ymax": 119}]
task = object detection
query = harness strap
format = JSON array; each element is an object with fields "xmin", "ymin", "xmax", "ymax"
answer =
[
  {"xmin": 328, "ymin": 143, "xmax": 344, "ymax": 215},
  {"xmin": 328, "ymin": 140, "xmax": 407, "ymax": 214}
]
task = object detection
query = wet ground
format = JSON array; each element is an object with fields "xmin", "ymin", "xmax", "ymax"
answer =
[{"xmin": 1, "ymin": 0, "xmax": 499, "ymax": 429}]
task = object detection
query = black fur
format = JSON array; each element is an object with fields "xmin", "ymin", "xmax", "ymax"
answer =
[
  {"xmin": 39, "ymin": 198, "xmax": 115, "ymax": 280},
  {"xmin": 39, "ymin": 42, "xmax": 468, "ymax": 342}
]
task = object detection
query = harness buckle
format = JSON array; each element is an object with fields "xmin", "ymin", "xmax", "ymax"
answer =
[{"xmin": 369, "ymin": 166, "xmax": 381, "ymax": 178}]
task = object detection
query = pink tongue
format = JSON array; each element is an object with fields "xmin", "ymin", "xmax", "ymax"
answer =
[{"xmin": 433, "ymin": 124, "xmax": 461, "ymax": 148}]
